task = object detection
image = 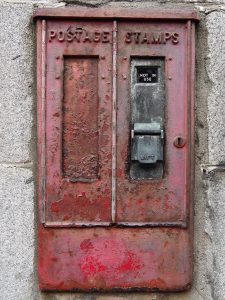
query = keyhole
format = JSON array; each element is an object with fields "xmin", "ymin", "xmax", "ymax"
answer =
[{"xmin": 174, "ymin": 136, "xmax": 186, "ymax": 148}]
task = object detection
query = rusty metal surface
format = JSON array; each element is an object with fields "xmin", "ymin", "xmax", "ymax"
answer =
[
  {"xmin": 39, "ymin": 228, "xmax": 191, "ymax": 291},
  {"xmin": 33, "ymin": 8, "xmax": 200, "ymax": 21},
  {"xmin": 116, "ymin": 21, "xmax": 190, "ymax": 225},
  {"xmin": 44, "ymin": 20, "xmax": 113, "ymax": 224},
  {"xmin": 63, "ymin": 57, "xmax": 99, "ymax": 181},
  {"xmin": 36, "ymin": 10, "xmax": 196, "ymax": 291}
]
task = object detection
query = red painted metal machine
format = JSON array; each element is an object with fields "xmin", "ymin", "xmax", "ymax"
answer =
[{"xmin": 34, "ymin": 8, "xmax": 199, "ymax": 291}]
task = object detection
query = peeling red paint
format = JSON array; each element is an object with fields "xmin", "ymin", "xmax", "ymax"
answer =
[
  {"xmin": 81, "ymin": 256, "xmax": 107, "ymax": 276},
  {"xmin": 51, "ymin": 201, "xmax": 62, "ymax": 213},
  {"xmin": 80, "ymin": 239, "xmax": 94, "ymax": 252},
  {"xmin": 116, "ymin": 251, "xmax": 141, "ymax": 272}
]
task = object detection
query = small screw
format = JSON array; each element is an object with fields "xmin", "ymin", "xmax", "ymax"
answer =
[{"xmin": 174, "ymin": 136, "xmax": 186, "ymax": 148}]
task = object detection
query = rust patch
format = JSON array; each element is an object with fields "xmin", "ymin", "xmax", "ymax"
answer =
[
  {"xmin": 116, "ymin": 251, "xmax": 141, "ymax": 272},
  {"xmin": 80, "ymin": 239, "xmax": 94, "ymax": 252},
  {"xmin": 63, "ymin": 57, "xmax": 99, "ymax": 181}
]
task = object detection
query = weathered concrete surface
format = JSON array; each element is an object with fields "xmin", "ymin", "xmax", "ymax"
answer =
[
  {"xmin": 0, "ymin": 165, "xmax": 35, "ymax": 300},
  {"xmin": 0, "ymin": 1, "xmax": 225, "ymax": 300},
  {"xmin": 0, "ymin": 3, "xmax": 33, "ymax": 163},
  {"xmin": 0, "ymin": 3, "xmax": 38, "ymax": 300},
  {"xmin": 207, "ymin": 11, "xmax": 225, "ymax": 165},
  {"xmin": 204, "ymin": 11, "xmax": 225, "ymax": 300},
  {"xmin": 205, "ymin": 173, "xmax": 225, "ymax": 300}
]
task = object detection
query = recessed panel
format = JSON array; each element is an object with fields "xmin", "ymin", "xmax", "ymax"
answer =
[
  {"xmin": 130, "ymin": 58, "xmax": 165, "ymax": 180},
  {"xmin": 63, "ymin": 57, "xmax": 99, "ymax": 182}
]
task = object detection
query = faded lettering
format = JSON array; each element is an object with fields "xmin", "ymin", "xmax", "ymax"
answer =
[
  {"xmin": 48, "ymin": 27, "xmax": 111, "ymax": 43},
  {"xmin": 124, "ymin": 31, "xmax": 180, "ymax": 45}
]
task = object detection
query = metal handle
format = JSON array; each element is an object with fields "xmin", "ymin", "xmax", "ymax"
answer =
[{"xmin": 131, "ymin": 122, "xmax": 164, "ymax": 164}]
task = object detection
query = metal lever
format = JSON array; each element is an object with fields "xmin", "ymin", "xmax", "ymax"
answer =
[{"xmin": 131, "ymin": 122, "xmax": 164, "ymax": 164}]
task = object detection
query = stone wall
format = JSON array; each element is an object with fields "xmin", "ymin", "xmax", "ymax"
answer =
[{"xmin": 1, "ymin": 1, "xmax": 225, "ymax": 299}]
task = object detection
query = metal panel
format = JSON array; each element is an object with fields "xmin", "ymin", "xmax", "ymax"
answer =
[
  {"xmin": 39, "ymin": 228, "xmax": 192, "ymax": 291},
  {"xmin": 33, "ymin": 8, "xmax": 200, "ymax": 21},
  {"xmin": 43, "ymin": 20, "xmax": 113, "ymax": 226},
  {"xmin": 36, "ymin": 10, "xmax": 197, "ymax": 292},
  {"xmin": 116, "ymin": 21, "xmax": 190, "ymax": 225}
]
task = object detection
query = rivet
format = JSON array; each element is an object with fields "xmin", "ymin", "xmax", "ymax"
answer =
[
  {"xmin": 123, "ymin": 57, "xmax": 127, "ymax": 60},
  {"xmin": 169, "ymin": 57, "xmax": 172, "ymax": 61},
  {"xmin": 101, "ymin": 75, "xmax": 105, "ymax": 79},
  {"xmin": 123, "ymin": 75, "xmax": 127, "ymax": 80},
  {"xmin": 56, "ymin": 56, "xmax": 60, "ymax": 60},
  {"xmin": 55, "ymin": 75, "xmax": 60, "ymax": 79},
  {"xmin": 101, "ymin": 56, "xmax": 105, "ymax": 60},
  {"xmin": 168, "ymin": 76, "xmax": 172, "ymax": 80}
]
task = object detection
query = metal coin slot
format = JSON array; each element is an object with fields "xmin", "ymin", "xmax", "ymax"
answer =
[
  {"xmin": 131, "ymin": 122, "xmax": 164, "ymax": 164},
  {"xmin": 130, "ymin": 58, "xmax": 165, "ymax": 180}
]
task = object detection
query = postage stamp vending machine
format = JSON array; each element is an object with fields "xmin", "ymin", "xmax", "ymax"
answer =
[{"xmin": 34, "ymin": 8, "xmax": 199, "ymax": 291}]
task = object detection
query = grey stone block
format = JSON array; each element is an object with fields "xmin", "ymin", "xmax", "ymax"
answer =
[
  {"xmin": 0, "ymin": 165, "xmax": 35, "ymax": 300},
  {"xmin": 0, "ymin": 3, "xmax": 33, "ymax": 163},
  {"xmin": 206, "ymin": 173, "xmax": 225, "ymax": 300},
  {"xmin": 207, "ymin": 11, "xmax": 225, "ymax": 165}
]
